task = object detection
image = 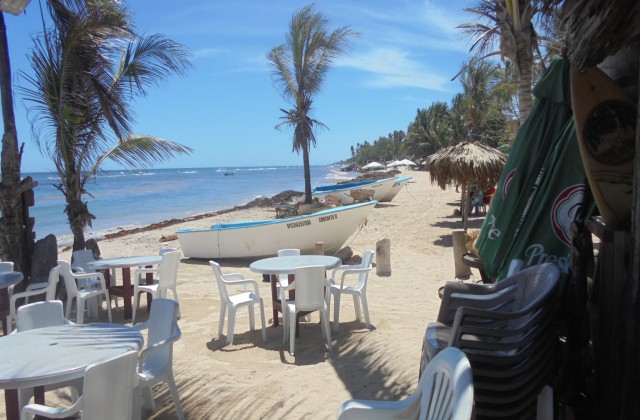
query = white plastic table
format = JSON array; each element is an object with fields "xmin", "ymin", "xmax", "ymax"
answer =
[
  {"xmin": 0, "ymin": 323, "xmax": 143, "ymax": 420},
  {"xmin": 0, "ymin": 272, "xmax": 23, "ymax": 335},
  {"xmin": 88, "ymin": 255, "xmax": 162, "ymax": 320},
  {"xmin": 250, "ymin": 255, "xmax": 341, "ymax": 328}
]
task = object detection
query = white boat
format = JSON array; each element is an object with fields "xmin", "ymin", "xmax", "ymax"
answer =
[
  {"xmin": 379, "ymin": 176, "xmax": 413, "ymax": 202},
  {"xmin": 176, "ymin": 201, "xmax": 377, "ymax": 259},
  {"xmin": 312, "ymin": 177, "xmax": 397, "ymax": 205}
]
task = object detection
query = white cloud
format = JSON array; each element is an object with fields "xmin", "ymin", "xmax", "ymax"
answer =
[{"xmin": 337, "ymin": 48, "xmax": 450, "ymax": 91}]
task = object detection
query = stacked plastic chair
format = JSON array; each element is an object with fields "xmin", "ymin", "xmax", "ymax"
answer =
[{"xmin": 421, "ymin": 263, "xmax": 561, "ymax": 419}]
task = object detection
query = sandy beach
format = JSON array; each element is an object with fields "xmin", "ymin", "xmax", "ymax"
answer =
[{"xmin": 4, "ymin": 169, "xmax": 484, "ymax": 419}]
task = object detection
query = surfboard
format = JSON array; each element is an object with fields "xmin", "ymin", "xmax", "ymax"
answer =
[{"xmin": 571, "ymin": 66, "xmax": 637, "ymax": 229}]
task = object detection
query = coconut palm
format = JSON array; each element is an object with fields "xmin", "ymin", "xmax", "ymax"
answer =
[
  {"xmin": 458, "ymin": 0, "xmax": 540, "ymax": 123},
  {"xmin": 267, "ymin": 4, "xmax": 357, "ymax": 204},
  {"xmin": 405, "ymin": 102, "xmax": 451, "ymax": 158},
  {"xmin": 21, "ymin": 0, "xmax": 192, "ymax": 250}
]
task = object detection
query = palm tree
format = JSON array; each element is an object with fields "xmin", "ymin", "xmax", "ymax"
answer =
[
  {"xmin": 458, "ymin": 0, "xmax": 540, "ymax": 123},
  {"xmin": 267, "ymin": 4, "xmax": 357, "ymax": 204},
  {"xmin": 21, "ymin": 0, "xmax": 192, "ymax": 250},
  {"xmin": 405, "ymin": 102, "xmax": 451, "ymax": 158}
]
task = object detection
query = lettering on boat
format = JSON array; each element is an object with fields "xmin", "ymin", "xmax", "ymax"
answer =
[
  {"xmin": 287, "ymin": 220, "xmax": 312, "ymax": 229},
  {"xmin": 318, "ymin": 214, "xmax": 338, "ymax": 223}
]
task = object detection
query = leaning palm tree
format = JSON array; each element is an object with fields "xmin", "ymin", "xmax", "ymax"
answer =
[
  {"xmin": 457, "ymin": 0, "xmax": 541, "ymax": 123},
  {"xmin": 21, "ymin": 0, "xmax": 192, "ymax": 250},
  {"xmin": 267, "ymin": 4, "xmax": 357, "ymax": 204}
]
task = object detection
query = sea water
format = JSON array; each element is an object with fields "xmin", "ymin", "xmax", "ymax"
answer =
[{"xmin": 26, "ymin": 165, "xmax": 357, "ymax": 245}]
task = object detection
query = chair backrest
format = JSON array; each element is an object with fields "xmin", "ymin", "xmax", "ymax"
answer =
[
  {"xmin": 357, "ymin": 250, "xmax": 375, "ymax": 289},
  {"xmin": 144, "ymin": 298, "xmax": 180, "ymax": 372},
  {"xmin": 157, "ymin": 251, "xmax": 181, "ymax": 288},
  {"xmin": 159, "ymin": 247, "xmax": 178, "ymax": 256},
  {"xmin": 58, "ymin": 260, "xmax": 79, "ymax": 296},
  {"xmin": 292, "ymin": 266, "xmax": 328, "ymax": 311},
  {"xmin": 0, "ymin": 261, "xmax": 14, "ymax": 272},
  {"xmin": 209, "ymin": 261, "xmax": 231, "ymax": 302},
  {"xmin": 16, "ymin": 300, "xmax": 67, "ymax": 332},
  {"xmin": 278, "ymin": 249, "xmax": 300, "ymax": 257},
  {"xmin": 71, "ymin": 249, "xmax": 97, "ymax": 273},
  {"xmin": 419, "ymin": 347, "xmax": 474, "ymax": 420},
  {"xmin": 83, "ymin": 350, "xmax": 139, "ymax": 420},
  {"xmin": 45, "ymin": 265, "xmax": 61, "ymax": 301}
]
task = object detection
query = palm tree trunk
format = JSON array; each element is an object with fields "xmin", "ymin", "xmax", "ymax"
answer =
[
  {"xmin": 0, "ymin": 13, "xmax": 37, "ymax": 275},
  {"xmin": 302, "ymin": 142, "xmax": 312, "ymax": 204},
  {"xmin": 514, "ymin": 32, "xmax": 534, "ymax": 123},
  {"xmin": 66, "ymin": 197, "xmax": 88, "ymax": 251}
]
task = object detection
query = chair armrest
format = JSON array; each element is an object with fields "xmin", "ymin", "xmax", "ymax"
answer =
[
  {"xmin": 133, "ymin": 321, "xmax": 149, "ymax": 331},
  {"xmin": 334, "ymin": 267, "xmax": 371, "ymax": 287},
  {"xmin": 338, "ymin": 392, "xmax": 419, "ymax": 419},
  {"xmin": 437, "ymin": 282, "xmax": 517, "ymax": 325},
  {"xmin": 21, "ymin": 396, "xmax": 83, "ymax": 419},
  {"xmin": 222, "ymin": 273, "xmax": 245, "ymax": 281},
  {"xmin": 223, "ymin": 278, "xmax": 260, "ymax": 295},
  {"xmin": 25, "ymin": 282, "xmax": 48, "ymax": 292},
  {"xmin": 138, "ymin": 326, "xmax": 182, "ymax": 369}
]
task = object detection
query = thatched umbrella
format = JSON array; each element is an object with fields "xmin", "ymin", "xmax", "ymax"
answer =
[{"xmin": 426, "ymin": 142, "xmax": 506, "ymax": 228}]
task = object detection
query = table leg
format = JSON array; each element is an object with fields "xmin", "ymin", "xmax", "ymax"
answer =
[
  {"xmin": 270, "ymin": 274, "xmax": 278, "ymax": 327},
  {"xmin": 4, "ymin": 389, "xmax": 18, "ymax": 420},
  {"xmin": 123, "ymin": 267, "xmax": 132, "ymax": 320},
  {"xmin": 145, "ymin": 266, "xmax": 153, "ymax": 311},
  {"xmin": 0, "ymin": 288, "xmax": 9, "ymax": 336}
]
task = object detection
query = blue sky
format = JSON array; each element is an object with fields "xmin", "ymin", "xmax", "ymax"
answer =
[{"xmin": 7, "ymin": 0, "xmax": 477, "ymax": 173}]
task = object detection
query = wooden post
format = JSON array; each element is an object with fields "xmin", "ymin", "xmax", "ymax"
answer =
[
  {"xmin": 315, "ymin": 242, "xmax": 324, "ymax": 255},
  {"xmin": 452, "ymin": 229, "xmax": 471, "ymax": 278},
  {"xmin": 376, "ymin": 238, "xmax": 391, "ymax": 276}
]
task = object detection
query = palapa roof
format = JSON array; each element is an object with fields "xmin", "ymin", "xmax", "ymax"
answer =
[
  {"xmin": 539, "ymin": 0, "xmax": 640, "ymax": 71},
  {"xmin": 426, "ymin": 142, "xmax": 506, "ymax": 190}
]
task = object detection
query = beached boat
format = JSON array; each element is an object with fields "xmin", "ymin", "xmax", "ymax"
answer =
[
  {"xmin": 312, "ymin": 177, "xmax": 397, "ymax": 205},
  {"xmin": 379, "ymin": 176, "xmax": 412, "ymax": 202},
  {"xmin": 176, "ymin": 201, "xmax": 377, "ymax": 259}
]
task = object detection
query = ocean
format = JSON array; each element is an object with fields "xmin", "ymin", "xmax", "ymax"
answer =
[{"xmin": 27, "ymin": 165, "xmax": 358, "ymax": 245}]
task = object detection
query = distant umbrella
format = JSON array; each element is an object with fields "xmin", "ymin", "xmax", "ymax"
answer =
[
  {"xmin": 426, "ymin": 142, "xmax": 506, "ymax": 228},
  {"xmin": 399, "ymin": 159, "xmax": 417, "ymax": 166},
  {"xmin": 362, "ymin": 161, "xmax": 385, "ymax": 170},
  {"xmin": 386, "ymin": 160, "xmax": 403, "ymax": 168}
]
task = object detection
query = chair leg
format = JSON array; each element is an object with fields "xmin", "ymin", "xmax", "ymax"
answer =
[
  {"xmin": 227, "ymin": 306, "xmax": 236, "ymax": 345},
  {"xmin": 132, "ymin": 291, "xmax": 140, "ymax": 324},
  {"xmin": 332, "ymin": 292, "xmax": 341, "ymax": 332},
  {"xmin": 104, "ymin": 292, "xmax": 113, "ymax": 323},
  {"xmin": 165, "ymin": 370, "xmax": 185, "ymax": 420},
  {"xmin": 321, "ymin": 306, "xmax": 332, "ymax": 352},
  {"xmin": 289, "ymin": 307, "xmax": 296, "ymax": 356},
  {"xmin": 259, "ymin": 299, "xmax": 267, "ymax": 341},
  {"xmin": 360, "ymin": 292, "xmax": 371, "ymax": 328},
  {"xmin": 142, "ymin": 384, "xmax": 156, "ymax": 412},
  {"xmin": 218, "ymin": 301, "xmax": 226, "ymax": 338},
  {"xmin": 171, "ymin": 287, "xmax": 181, "ymax": 319},
  {"xmin": 65, "ymin": 296, "xmax": 73, "ymax": 320},
  {"xmin": 248, "ymin": 304, "xmax": 255, "ymax": 331},
  {"xmin": 352, "ymin": 294, "xmax": 362, "ymax": 321},
  {"xmin": 77, "ymin": 298, "xmax": 85, "ymax": 324}
]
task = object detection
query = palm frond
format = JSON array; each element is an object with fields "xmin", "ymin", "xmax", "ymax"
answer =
[{"xmin": 93, "ymin": 136, "xmax": 193, "ymax": 172}]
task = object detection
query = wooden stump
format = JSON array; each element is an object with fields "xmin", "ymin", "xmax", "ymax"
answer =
[
  {"xmin": 376, "ymin": 238, "xmax": 391, "ymax": 276},
  {"xmin": 452, "ymin": 229, "xmax": 471, "ymax": 278}
]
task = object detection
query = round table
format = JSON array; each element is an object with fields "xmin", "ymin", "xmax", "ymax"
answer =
[
  {"xmin": 250, "ymin": 255, "xmax": 341, "ymax": 328},
  {"xmin": 0, "ymin": 323, "xmax": 143, "ymax": 420},
  {"xmin": 0, "ymin": 271, "xmax": 24, "ymax": 336},
  {"xmin": 88, "ymin": 256, "xmax": 163, "ymax": 320}
]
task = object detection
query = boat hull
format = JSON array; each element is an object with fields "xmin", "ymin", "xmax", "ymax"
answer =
[
  {"xmin": 379, "ymin": 176, "xmax": 412, "ymax": 202},
  {"xmin": 312, "ymin": 177, "xmax": 397, "ymax": 205},
  {"xmin": 176, "ymin": 201, "xmax": 377, "ymax": 259}
]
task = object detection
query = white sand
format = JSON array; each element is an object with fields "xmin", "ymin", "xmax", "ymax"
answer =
[{"xmin": 3, "ymin": 170, "xmax": 481, "ymax": 419}]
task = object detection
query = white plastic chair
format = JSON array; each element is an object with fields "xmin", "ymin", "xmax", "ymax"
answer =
[
  {"xmin": 337, "ymin": 347, "xmax": 474, "ymax": 420},
  {"xmin": 132, "ymin": 251, "xmax": 181, "ymax": 324},
  {"xmin": 280, "ymin": 265, "xmax": 332, "ymax": 356},
  {"xmin": 134, "ymin": 299, "xmax": 185, "ymax": 420},
  {"xmin": 276, "ymin": 248, "xmax": 300, "ymax": 288},
  {"xmin": 6, "ymin": 266, "xmax": 60, "ymax": 332},
  {"xmin": 21, "ymin": 350, "xmax": 139, "ymax": 420},
  {"xmin": 58, "ymin": 260, "xmax": 112, "ymax": 324},
  {"xmin": 15, "ymin": 301, "xmax": 82, "ymax": 415},
  {"xmin": 329, "ymin": 250, "xmax": 374, "ymax": 332},
  {"xmin": 209, "ymin": 261, "xmax": 267, "ymax": 345}
]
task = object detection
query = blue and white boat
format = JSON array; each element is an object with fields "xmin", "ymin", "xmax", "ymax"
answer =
[
  {"xmin": 312, "ymin": 177, "xmax": 397, "ymax": 205},
  {"xmin": 176, "ymin": 201, "xmax": 377, "ymax": 259},
  {"xmin": 379, "ymin": 176, "xmax": 413, "ymax": 202}
]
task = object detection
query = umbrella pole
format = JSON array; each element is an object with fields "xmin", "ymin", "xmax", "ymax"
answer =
[{"xmin": 462, "ymin": 182, "xmax": 469, "ymax": 230}]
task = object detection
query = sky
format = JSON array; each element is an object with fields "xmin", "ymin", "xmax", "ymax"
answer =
[{"xmin": 6, "ymin": 0, "xmax": 478, "ymax": 173}]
